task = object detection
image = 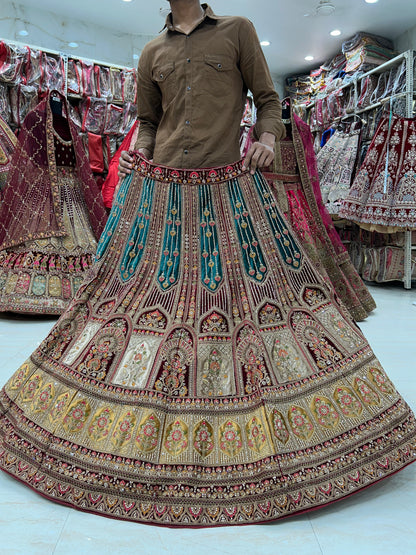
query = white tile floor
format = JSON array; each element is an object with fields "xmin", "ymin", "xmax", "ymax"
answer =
[{"xmin": 0, "ymin": 283, "xmax": 415, "ymax": 555}]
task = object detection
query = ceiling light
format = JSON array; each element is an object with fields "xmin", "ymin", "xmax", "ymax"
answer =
[
  {"xmin": 18, "ymin": 30, "xmax": 29, "ymax": 36},
  {"xmin": 365, "ymin": 0, "xmax": 379, "ymax": 3},
  {"xmin": 68, "ymin": 42, "xmax": 79, "ymax": 48},
  {"xmin": 330, "ymin": 29, "xmax": 341, "ymax": 36},
  {"xmin": 122, "ymin": 0, "xmax": 133, "ymax": 2},
  {"xmin": 260, "ymin": 41, "xmax": 271, "ymax": 47},
  {"xmin": 305, "ymin": 55, "xmax": 314, "ymax": 61},
  {"xmin": 133, "ymin": 53, "xmax": 139, "ymax": 60},
  {"xmin": 316, "ymin": 1, "xmax": 336, "ymax": 16}
]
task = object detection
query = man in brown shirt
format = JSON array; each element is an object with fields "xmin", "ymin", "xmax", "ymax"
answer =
[{"xmin": 119, "ymin": 0, "xmax": 285, "ymax": 175}]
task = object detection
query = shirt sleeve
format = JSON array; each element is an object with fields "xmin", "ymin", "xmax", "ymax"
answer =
[
  {"xmin": 238, "ymin": 19, "xmax": 286, "ymax": 141},
  {"xmin": 135, "ymin": 46, "xmax": 163, "ymax": 155}
]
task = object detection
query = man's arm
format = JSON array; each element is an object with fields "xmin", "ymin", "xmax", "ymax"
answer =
[
  {"xmin": 134, "ymin": 46, "xmax": 163, "ymax": 157},
  {"xmin": 118, "ymin": 47, "xmax": 161, "ymax": 179},
  {"xmin": 238, "ymin": 18, "xmax": 285, "ymax": 173}
]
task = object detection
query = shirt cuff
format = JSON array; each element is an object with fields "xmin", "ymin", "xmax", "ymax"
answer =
[{"xmin": 254, "ymin": 119, "xmax": 286, "ymax": 142}]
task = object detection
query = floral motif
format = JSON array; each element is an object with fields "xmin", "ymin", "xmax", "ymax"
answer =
[
  {"xmin": 193, "ymin": 420, "xmax": 214, "ymax": 458},
  {"xmin": 88, "ymin": 407, "xmax": 115, "ymax": 443},
  {"xmin": 201, "ymin": 348, "xmax": 229, "ymax": 396},
  {"xmin": 273, "ymin": 339, "xmax": 307, "ymax": 382},
  {"xmin": 63, "ymin": 399, "xmax": 92, "ymax": 434},
  {"xmin": 236, "ymin": 325, "xmax": 272, "ymax": 393},
  {"xmin": 258, "ymin": 303, "xmax": 282, "ymax": 325},
  {"xmin": 136, "ymin": 413, "xmax": 161, "ymax": 454},
  {"xmin": 288, "ymin": 405, "xmax": 314, "ymax": 440},
  {"xmin": 48, "ymin": 391, "xmax": 72, "ymax": 424},
  {"xmin": 111, "ymin": 411, "xmax": 137, "ymax": 450},
  {"xmin": 269, "ymin": 409, "xmax": 290, "ymax": 444},
  {"xmin": 20, "ymin": 373, "xmax": 42, "ymax": 403},
  {"xmin": 311, "ymin": 396, "xmax": 340, "ymax": 428},
  {"xmin": 368, "ymin": 367, "xmax": 395, "ymax": 395},
  {"xmin": 303, "ymin": 287, "xmax": 327, "ymax": 306},
  {"xmin": 138, "ymin": 309, "xmax": 167, "ymax": 330},
  {"xmin": 77, "ymin": 321, "xmax": 127, "ymax": 381},
  {"xmin": 9, "ymin": 362, "xmax": 31, "ymax": 391},
  {"xmin": 291, "ymin": 311, "xmax": 344, "ymax": 370},
  {"xmin": 246, "ymin": 416, "xmax": 267, "ymax": 454},
  {"xmin": 333, "ymin": 386, "xmax": 363, "ymax": 417},
  {"xmin": 155, "ymin": 329, "xmax": 193, "ymax": 397},
  {"xmin": 164, "ymin": 419, "xmax": 188, "ymax": 457},
  {"xmin": 200, "ymin": 312, "xmax": 229, "ymax": 334},
  {"xmin": 219, "ymin": 420, "xmax": 243, "ymax": 458},
  {"xmin": 32, "ymin": 382, "xmax": 55, "ymax": 413},
  {"xmin": 353, "ymin": 378, "xmax": 381, "ymax": 406}
]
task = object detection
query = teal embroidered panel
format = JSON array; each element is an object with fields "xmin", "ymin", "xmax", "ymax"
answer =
[
  {"xmin": 119, "ymin": 176, "xmax": 155, "ymax": 281},
  {"xmin": 158, "ymin": 182, "xmax": 182, "ymax": 290},
  {"xmin": 199, "ymin": 184, "xmax": 223, "ymax": 291},
  {"xmin": 228, "ymin": 178, "xmax": 267, "ymax": 282},
  {"xmin": 96, "ymin": 172, "xmax": 133, "ymax": 262},
  {"xmin": 253, "ymin": 171, "xmax": 302, "ymax": 270}
]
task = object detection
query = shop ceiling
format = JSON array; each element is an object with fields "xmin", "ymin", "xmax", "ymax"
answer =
[{"xmin": 14, "ymin": 0, "xmax": 416, "ymax": 78}]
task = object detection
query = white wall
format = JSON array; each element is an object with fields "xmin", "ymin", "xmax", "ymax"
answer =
[
  {"xmin": 0, "ymin": 0, "xmax": 154, "ymax": 68},
  {"xmin": 0, "ymin": 1, "xmax": 285, "ymax": 96},
  {"xmin": 395, "ymin": 23, "xmax": 416, "ymax": 52}
]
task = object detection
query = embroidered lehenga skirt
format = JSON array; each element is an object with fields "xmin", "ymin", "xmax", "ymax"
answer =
[
  {"xmin": 317, "ymin": 124, "xmax": 361, "ymax": 216},
  {"xmin": 0, "ymin": 114, "xmax": 16, "ymax": 196},
  {"xmin": 0, "ymin": 167, "xmax": 98, "ymax": 315},
  {"xmin": 268, "ymin": 119, "xmax": 375, "ymax": 321},
  {"xmin": 0, "ymin": 154, "xmax": 415, "ymax": 527},
  {"xmin": 339, "ymin": 113, "xmax": 416, "ymax": 231}
]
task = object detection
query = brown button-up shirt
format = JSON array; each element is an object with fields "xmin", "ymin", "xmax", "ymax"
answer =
[{"xmin": 135, "ymin": 4, "xmax": 284, "ymax": 168}]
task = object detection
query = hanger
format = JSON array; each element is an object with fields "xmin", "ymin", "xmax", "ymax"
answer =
[{"xmin": 50, "ymin": 90, "xmax": 63, "ymax": 116}]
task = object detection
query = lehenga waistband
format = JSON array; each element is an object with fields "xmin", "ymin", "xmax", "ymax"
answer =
[
  {"xmin": 262, "ymin": 171, "xmax": 300, "ymax": 183},
  {"xmin": 130, "ymin": 151, "xmax": 246, "ymax": 184}
]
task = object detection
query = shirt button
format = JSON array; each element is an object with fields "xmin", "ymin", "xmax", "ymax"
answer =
[
  {"xmin": 184, "ymin": 149, "xmax": 189, "ymax": 154},
  {"xmin": 159, "ymin": 74, "xmax": 163, "ymax": 78},
  {"xmin": 185, "ymin": 120, "xmax": 190, "ymax": 125},
  {"xmin": 217, "ymin": 63, "xmax": 222, "ymax": 69},
  {"xmin": 186, "ymin": 85, "xmax": 191, "ymax": 91},
  {"xmin": 186, "ymin": 58, "xmax": 191, "ymax": 63}
]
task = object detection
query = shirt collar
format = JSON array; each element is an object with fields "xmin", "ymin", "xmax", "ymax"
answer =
[{"xmin": 162, "ymin": 4, "xmax": 219, "ymax": 33}]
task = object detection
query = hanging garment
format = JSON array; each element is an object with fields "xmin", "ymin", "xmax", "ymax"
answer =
[
  {"xmin": 0, "ymin": 113, "xmax": 16, "ymax": 194},
  {"xmin": 244, "ymin": 111, "xmax": 375, "ymax": 322},
  {"xmin": 0, "ymin": 153, "xmax": 414, "ymax": 527},
  {"xmin": 0, "ymin": 92, "xmax": 108, "ymax": 315},
  {"xmin": 317, "ymin": 122, "xmax": 361, "ymax": 215},
  {"xmin": 339, "ymin": 113, "xmax": 416, "ymax": 231},
  {"xmin": 87, "ymin": 132, "xmax": 105, "ymax": 174},
  {"xmin": 101, "ymin": 120, "xmax": 139, "ymax": 208}
]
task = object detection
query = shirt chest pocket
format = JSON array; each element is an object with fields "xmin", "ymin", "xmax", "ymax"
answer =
[
  {"xmin": 204, "ymin": 55, "xmax": 234, "ymax": 88},
  {"xmin": 152, "ymin": 62, "xmax": 176, "ymax": 103}
]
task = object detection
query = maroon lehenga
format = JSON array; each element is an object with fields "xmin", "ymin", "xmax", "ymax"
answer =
[
  {"xmin": 0, "ymin": 113, "xmax": 16, "ymax": 197},
  {"xmin": 339, "ymin": 112, "xmax": 416, "ymax": 231},
  {"xmin": 0, "ymin": 151, "xmax": 414, "ymax": 527},
  {"xmin": 0, "ymin": 92, "xmax": 107, "ymax": 315}
]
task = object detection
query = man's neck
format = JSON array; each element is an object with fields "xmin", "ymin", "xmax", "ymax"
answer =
[{"xmin": 169, "ymin": 0, "xmax": 205, "ymax": 34}]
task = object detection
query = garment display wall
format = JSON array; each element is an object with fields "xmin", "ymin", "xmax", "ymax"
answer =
[
  {"xmin": 0, "ymin": 38, "xmax": 138, "ymax": 175},
  {"xmin": 291, "ymin": 49, "xmax": 416, "ymax": 289}
]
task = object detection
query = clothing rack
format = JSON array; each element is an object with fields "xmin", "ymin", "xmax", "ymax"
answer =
[
  {"xmin": 301, "ymin": 49, "xmax": 416, "ymax": 289},
  {"xmin": 0, "ymin": 36, "xmax": 136, "ymax": 106}
]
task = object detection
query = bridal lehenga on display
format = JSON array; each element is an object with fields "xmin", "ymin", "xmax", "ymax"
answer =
[{"xmin": 0, "ymin": 147, "xmax": 415, "ymax": 526}]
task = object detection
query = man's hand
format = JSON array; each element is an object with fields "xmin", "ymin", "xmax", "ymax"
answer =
[
  {"xmin": 117, "ymin": 148, "xmax": 151, "ymax": 179},
  {"xmin": 242, "ymin": 131, "xmax": 275, "ymax": 175}
]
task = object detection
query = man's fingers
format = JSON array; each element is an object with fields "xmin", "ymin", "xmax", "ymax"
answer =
[
  {"xmin": 243, "ymin": 142, "xmax": 274, "ymax": 174},
  {"xmin": 118, "ymin": 150, "xmax": 133, "ymax": 176}
]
